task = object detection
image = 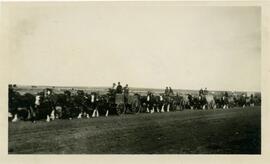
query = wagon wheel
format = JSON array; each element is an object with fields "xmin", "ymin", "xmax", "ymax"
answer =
[
  {"xmin": 135, "ymin": 105, "xmax": 141, "ymax": 114},
  {"xmin": 116, "ymin": 103, "xmax": 125, "ymax": 115},
  {"xmin": 131, "ymin": 102, "xmax": 141, "ymax": 114}
]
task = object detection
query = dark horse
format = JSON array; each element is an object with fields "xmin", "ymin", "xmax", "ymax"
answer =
[
  {"xmin": 9, "ymin": 87, "xmax": 35, "ymax": 122},
  {"xmin": 32, "ymin": 92, "xmax": 55, "ymax": 122}
]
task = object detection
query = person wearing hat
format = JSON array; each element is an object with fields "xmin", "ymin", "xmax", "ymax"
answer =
[
  {"xmin": 203, "ymin": 88, "xmax": 208, "ymax": 95},
  {"xmin": 165, "ymin": 87, "xmax": 169, "ymax": 96},
  {"xmin": 123, "ymin": 84, "xmax": 129, "ymax": 104},
  {"xmin": 199, "ymin": 88, "xmax": 203, "ymax": 96},
  {"xmin": 112, "ymin": 83, "xmax": 117, "ymax": 90},
  {"xmin": 116, "ymin": 82, "xmax": 123, "ymax": 94}
]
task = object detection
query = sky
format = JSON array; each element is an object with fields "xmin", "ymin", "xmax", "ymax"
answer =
[{"xmin": 4, "ymin": 2, "xmax": 261, "ymax": 91}]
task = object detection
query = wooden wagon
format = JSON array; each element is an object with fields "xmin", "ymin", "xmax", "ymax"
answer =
[
  {"xmin": 126, "ymin": 94, "xmax": 141, "ymax": 114},
  {"xmin": 114, "ymin": 93, "xmax": 141, "ymax": 114},
  {"xmin": 115, "ymin": 94, "xmax": 125, "ymax": 115}
]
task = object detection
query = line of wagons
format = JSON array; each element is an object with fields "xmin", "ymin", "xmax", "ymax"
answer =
[{"xmin": 9, "ymin": 88, "xmax": 261, "ymax": 123}]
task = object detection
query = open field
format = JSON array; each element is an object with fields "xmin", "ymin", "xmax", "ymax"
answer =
[{"xmin": 8, "ymin": 107, "xmax": 261, "ymax": 154}]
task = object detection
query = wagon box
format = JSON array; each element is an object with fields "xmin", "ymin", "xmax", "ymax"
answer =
[
  {"xmin": 115, "ymin": 94, "xmax": 125, "ymax": 104},
  {"xmin": 127, "ymin": 95, "xmax": 137, "ymax": 104}
]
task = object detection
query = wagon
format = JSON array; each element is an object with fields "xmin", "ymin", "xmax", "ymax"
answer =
[
  {"xmin": 126, "ymin": 94, "xmax": 141, "ymax": 114},
  {"xmin": 115, "ymin": 94, "xmax": 125, "ymax": 115},
  {"xmin": 114, "ymin": 93, "xmax": 141, "ymax": 115}
]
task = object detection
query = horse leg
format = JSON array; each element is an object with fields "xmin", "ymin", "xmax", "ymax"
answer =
[
  {"xmin": 50, "ymin": 109, "xmax": 55, "ymax": 120},
  {"xmin": 146, "ymin": 105, "xmax": 150, "ymax": 113},
  {"xmin": 77, "ymin": 112, "xmax": 82, "ymax": 119},
  {"xmin": 57, "ymin": 107, "xmax": 63, "ymax": 119},
  {"xmin": 92, "ymin": 109, "xmax": 96, "ymax": 117},
  {"xmin": 105, "ymin": 109, "xmax": 109, "ymax": 117},
  {"xmin": 12, "ymin": 114, "xmax": 18, "ymax": 122},
  {"xmin": 27, "ymin": 108, "xmax": 32, "ymax": 120},
  {"xmin": 30, "ymin": 106, "xmax": 37, "ymax": 123},
  {"xmin": 46, "ymin": 115, "xmax": 50, "ymax": 122},
  {"xmin": 68, "ymin": 108, "xmax": 73, "ymax": 120},
  {"xmin": 167, "ymin": 104, "xmax": 170, "ymax": 112},
  {"xmin": 86, "ymin": 109, "xmax": 90, "ymax": 118},
  {"xmin": 150, "ymin": 106, "xmax": 154, "ymax": 114},
  {"xmin": 8, "ymin": 112, "xmax": 13, "ymax": 118},
  {"xmin": 96, "ymin": 109, "xmax": 99, "ymax": 117}
]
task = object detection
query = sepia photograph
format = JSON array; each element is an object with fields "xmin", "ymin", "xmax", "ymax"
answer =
[{"xmin": 2, "ymin": 2, "xmax": 262, "ymax": 155}]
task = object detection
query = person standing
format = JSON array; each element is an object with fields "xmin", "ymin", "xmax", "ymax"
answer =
[
  {"xmin": 203, "ymin": 88, "xmax": 208, "ymax": 95},
  {"xmin": 124, "ymin": 84, "xmax": 129, "ymax": 95},
  {"xmin": 112, "ymin": 83, "xmax": 117, "ymax": 90},
  {"xmin": 224, "ymin": 91, "xmax": 229, "ymax": 97},
  {"xmin": 165, "ymin": 87, "xmax": 169, "ymax": 96},
  {"xmin": 116, "ymin": 82, "xmax": 123, "ymax": 94},
  {"xmin": 123, "ymin": 84, "xmax": 129, "ymax": 104},
  {"xmin": 108, "ymin": 83, "xmax": 117, "ymax": 95},
  {"xmin": 199, "ymin": 88, "xmax": 203, "ymax": 96}
]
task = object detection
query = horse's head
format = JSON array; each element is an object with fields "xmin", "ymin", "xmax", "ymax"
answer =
[
  {"xmin": 64, "ymin": 90, "xmax": 71, "ymax": 97},
  {"xmin": 35, "ymin": 95, "xmax": 41, "ymax": 105}
]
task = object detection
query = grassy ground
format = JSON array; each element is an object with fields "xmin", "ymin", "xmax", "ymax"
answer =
[{"xmin": 8, "ymin": 107, "xmax": 261, "ymax": 154}]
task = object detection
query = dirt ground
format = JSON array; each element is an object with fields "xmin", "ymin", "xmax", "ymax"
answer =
[{"xmin": 8, "ymin": 107, "xmax": 261, "ymax": 154}]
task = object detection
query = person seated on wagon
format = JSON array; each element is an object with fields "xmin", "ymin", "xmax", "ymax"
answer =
[
  {"xmin": 108, "ymin": 83, "xmax": 116, "ymax": 97},
  {"xmin": 116, "ymin": 82, "xmax": 123, "ymax": 94},
  {"xmin": 112, "ymin": 83, "xmax": 117, "ymax": 90},
  {"xmin": 123, "ymin": 84, "xmax": 129, "ymax": 103},
  {"xmin": 203, "ymin": 88, "xmax": 208, "ymax": 95},
  {"xmin": 224, "ymin": 91, "xmax": 229, "ymax": 97},
  {"xmin": 124, "ymin": 84, "xmax": 129, "ymax": 95},
  {"xmin": 165, "ymin": 87, "xmax": 169, "ymax": 96},
  {"xmin": 199, "ymin": 88, "xmax": 203, "ymax": 96}
]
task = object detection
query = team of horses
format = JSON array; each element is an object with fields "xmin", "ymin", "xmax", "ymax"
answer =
[{"xmin": 9, "ymin": 87, "xmax": 261, "ymax": 123}]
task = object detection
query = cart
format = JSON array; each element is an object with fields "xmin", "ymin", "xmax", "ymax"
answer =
[{"xmin": 115, "ymin": 94, "xmax": 125, "ymax": 115}]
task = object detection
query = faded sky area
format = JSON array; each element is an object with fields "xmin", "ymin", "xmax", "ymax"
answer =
[{"xmin": 3, "ymin": 3, "xmax": 261, "ymax": 91}]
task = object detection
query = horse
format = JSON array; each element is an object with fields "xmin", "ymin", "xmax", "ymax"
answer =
[
  {"xmin": 48, "ymin": 93, "xmax": 68, "ymax": 119},
  {"xmin": 237, "ymin": 94, "xmax": 247, "ymax": 108},
  {"xmin": 191, "ymin": 95, "xmax": 202, "ymax": 110},
  {"xmin": 60, "ymin": 93, "xmax": 80, "ymax": 119},
  {"xmin": 172, "ymin": 95, "xmax": 184, "ymax": 111},
  {"xmin": 73, "ymin": 91, "xmax": 93, "ymax": 119},
  {"xmin": 253, "ymin": 95, "xmax": 261, "ymax": 106},
  {"xmin": 95, "ymin": 95, "xmax": 110, "ymax": 116},
  {"xmin": 163, "ymin": 95, "xmax": 175, "ymax": 112},
  {"xmin": 220, "ymin": 96, "xmax": 229, "ymax": 109},
  {"xmin": 181, "ymin": 94, "xmax": 192, "ymax": 109},
  {"xmin": 33, "ymin": 93, "xmax": 56, "ymax": 122},
  {"xmin": 228, "ymin": 96, "xmax": 236, "ymax": 108},
  {"xmin": 87, "ymin": 92, "xmax": 99, "ymax": 118},
  {"xmin": 125, "ymin": 94, "xmax": 141, "ymax": 114},
  {"xmin": 156, "ymin": 94, "xmax": 165, "ymax": 112},
  {"xmin": 9, "ymin": 89, "xmax": 35, "ymax": 122},
  {"xmin": 145, "ymin": 92, "xmax": 155, "ymax": 113},
  {"xmin": 138, "ymin": 95, "xmax": 148, "ymax": 113},
  {"xmin": 199, "ymin": 94, "xmax": 216, "ymax": 109}
]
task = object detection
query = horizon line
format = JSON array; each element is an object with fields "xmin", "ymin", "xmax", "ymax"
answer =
[{"xmin": 9, "ymin": 83, "xmax": 261, "ymax": 93}]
